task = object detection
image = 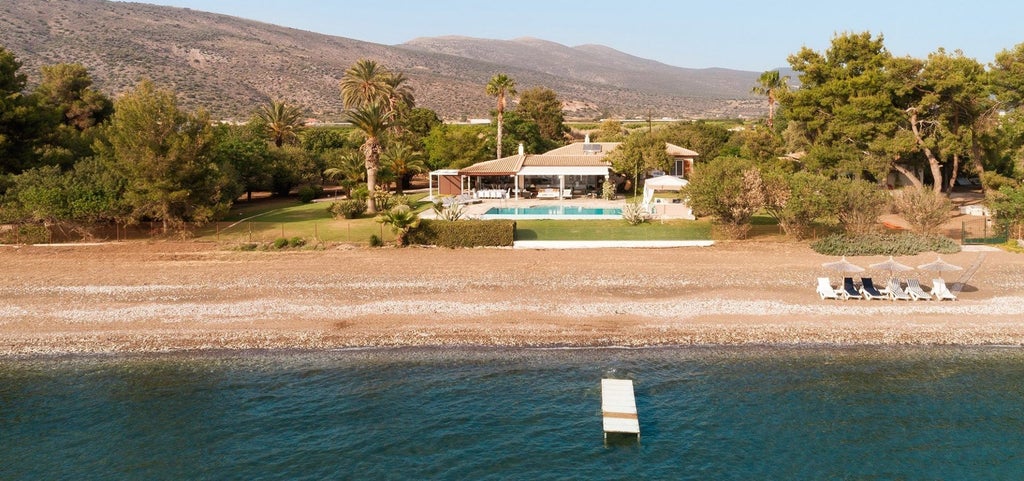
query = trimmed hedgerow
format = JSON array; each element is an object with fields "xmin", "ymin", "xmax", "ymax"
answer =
[
  {"xmin": 810, "ymin": 232, "xmax": 960, "ymax": 256},
  {"xmin": 408, "ymin": 219, "xmax": 515, "ymax": 248}
]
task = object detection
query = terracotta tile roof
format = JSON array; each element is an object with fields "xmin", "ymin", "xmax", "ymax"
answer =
[
  {"xmin": 458, "ymin": 154, "xmax": 525, "ymax": 175},
  {"xmin": 523, "ymin": 155, "xmax": 611, "ymax": 167},
  {"xmin": 665, "ymin": 143, "xmax": 700, "ymax": 157},
  {"xmin": 543, "ymin": 142, "xmax": 621, "ymax": 156}
]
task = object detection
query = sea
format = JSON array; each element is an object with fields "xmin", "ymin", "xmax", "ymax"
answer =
[{"xmin": 2, "ymin": 346, "xmax": 1023, "ymax": 480}]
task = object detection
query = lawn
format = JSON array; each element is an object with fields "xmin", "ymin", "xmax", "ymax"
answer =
[{"xmin": 199, "ymin": 194, "xmax": 714, "ymax": 244}]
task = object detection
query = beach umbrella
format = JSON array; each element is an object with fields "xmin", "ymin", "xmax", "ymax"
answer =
[
  {"xmin": 868, "ymin": 256, "xmax": 914, "ymax": 281},
  {"xmin": 917, "ymin": 256, "xmax": 963, "ymax": 280},
  {"xmin": 821, "ymin": 256, "xmax": 865, "ymax": 274}
]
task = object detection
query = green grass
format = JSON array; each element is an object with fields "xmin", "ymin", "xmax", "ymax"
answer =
[
  {"xmin": 198, "ymin": 194, "xmax": 430, "ymax": 245},
  {"xmin": 514, "ymin": 219, "xmax": 711, "ymax": 241}
]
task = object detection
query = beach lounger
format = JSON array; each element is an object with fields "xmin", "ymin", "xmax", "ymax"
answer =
[
  {"xmin": 930, "ymin": 278, "xmax": 958, "ymax": 301},
  {"xmin": 905, "ymin": 278, "xmax": 932, "ymax": 301},
  {"xmin": 816, "ymin": 277, "xmax": 841, "ymax": 300},
  {"xmin": 859, "ymin": 277, "xmax": 887, "ymax": 300},
  {"xmin": 842, "ymin": 277, "xmax": 862, "ymax": 300},
  {"xmin": 886, "ymin": 278, "xmax": 912, "ymax": 301}
]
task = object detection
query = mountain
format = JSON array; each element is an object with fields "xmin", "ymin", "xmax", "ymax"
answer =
[{"xmin": 0, "ymin": 0, "xmax": 765, "ymax": 121}]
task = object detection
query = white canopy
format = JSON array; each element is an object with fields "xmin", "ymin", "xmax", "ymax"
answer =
[{"xmin": 643, "ymin": 175, "xmax": 689, "ymax": 190}]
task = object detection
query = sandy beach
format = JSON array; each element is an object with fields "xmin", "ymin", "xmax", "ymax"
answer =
[{"xmin": 1, "ymin": 241, "xmax": 1022, "ymax": 356}]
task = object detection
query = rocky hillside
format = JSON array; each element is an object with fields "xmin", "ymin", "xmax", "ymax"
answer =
[{"xmin": 0, "ymin": 0, "xmax": 765, "ymax": 121}]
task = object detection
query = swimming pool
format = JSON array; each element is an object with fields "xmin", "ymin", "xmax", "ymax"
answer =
[{"xmin": 481, "ymin": 205, "xmax": 623, "ymax": 219}]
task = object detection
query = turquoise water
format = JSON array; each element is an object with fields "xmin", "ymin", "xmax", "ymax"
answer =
[
  {"xmin": 2, "ymin": 347, "xmax": 1024, "ymax": 480},
  {"xmin": 482, "ymin": 205, "xmax": 623, "ymax": 218}
]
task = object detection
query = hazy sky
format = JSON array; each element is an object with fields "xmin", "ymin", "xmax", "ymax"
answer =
[{"xmin": 119, "ymin": 0, "xmax": 1023, "ymax": 72}]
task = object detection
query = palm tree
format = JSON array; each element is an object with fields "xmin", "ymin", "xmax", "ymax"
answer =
[
  {"xmin": 382, "ymin": 142, "xmax": 428, "ymax": 194},
  {"xmin": 751, "ymin": 70, "xmax": 789, "ymax": 129},
  {"xmin": 340, "ymin": 59, "xmax": 392, "ymax": 109},
  {"xmin": 346, "ymin": 104, "xmax": 392, "ymax": 213},
  {"xmin": 375, "ymin": 204, "xmax": 420, "ymax": 247},
  {"xmin": 485, "ymin": 73, "xmax": 517, "ymax": 159},
  {"xmin": 257, "ymin": 100, "xmax": 305, "ymax": 147},
  {"xmin": 323, "ymin": 151, "xmax": 366, "ymax": 195}
]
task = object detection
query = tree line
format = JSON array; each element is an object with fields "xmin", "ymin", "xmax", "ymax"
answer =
[{"xmin": 0, "ymin": 46, "xmax": 569, "ymax": 235}]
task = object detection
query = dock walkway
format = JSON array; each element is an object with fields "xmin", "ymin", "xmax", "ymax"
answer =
[{"xmin": 601, "ymin": 379, "xmax": 639, "ymax": 440}]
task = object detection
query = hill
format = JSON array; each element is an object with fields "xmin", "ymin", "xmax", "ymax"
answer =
[{"xmin": 0, "ymin": 0, "xmax": 765, "ymax": 121}]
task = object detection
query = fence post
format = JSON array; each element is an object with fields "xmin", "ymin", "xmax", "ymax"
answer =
[
  {"xmin": 248, "ymin": 222, "xmax": 252, "ymax": 243},
  {"xmin": 314, "ymin": 223, "xmax": 318, "ymax": 241},
  {"xmin": 961, "ymin": 221, "xmax": 965, "ymax": 244},
  {"xmin": 281, "ymin": 224, "xmax": 285, "ymax": 239},
  {"xmin": 216, "ymin": 222, "xmax": 220, "ymax": 242}
]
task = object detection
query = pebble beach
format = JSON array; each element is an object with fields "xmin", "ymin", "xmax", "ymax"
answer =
[{"xmin": 1, "ymin": 241, "xmax": 1022, "ymax": 356}]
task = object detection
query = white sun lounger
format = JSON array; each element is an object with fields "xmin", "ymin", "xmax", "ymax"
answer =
[
  {"xmin": 905, "ymin": 278, "xmax": 932, "ymax": 301},
  {"xmin": 886, "ymin": 278, "xmax": 912, "ymax": 301},
  {"xmin": 816, "ymin": 277, "xmax": 842, "ymax": 300},
  {"xmin": 930, "ymin": 278, "xmax": 958, "ymax": 301}
]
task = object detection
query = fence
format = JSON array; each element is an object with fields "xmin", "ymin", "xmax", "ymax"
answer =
[{"xmin": 960, "ymin": 217, "xmax": 1009, "ymax": 245}]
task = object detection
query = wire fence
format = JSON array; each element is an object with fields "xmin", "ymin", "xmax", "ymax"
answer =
[{"xmin": 0, "ymin": 221, "xmax": 396, "ymax": 245}]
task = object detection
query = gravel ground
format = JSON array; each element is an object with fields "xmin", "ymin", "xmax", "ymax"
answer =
[{"xmin": 1, "ymin": 241, "xmax": 1022, "ymax": 356}]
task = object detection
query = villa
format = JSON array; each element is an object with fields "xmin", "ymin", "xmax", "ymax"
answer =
[
  {"xmin": 428, "ymin": 136, "xmax": 699, "ymax": 202},
  {"xmin": 426, "ymin": 137, "xmax": 699, "ymax": 220}
]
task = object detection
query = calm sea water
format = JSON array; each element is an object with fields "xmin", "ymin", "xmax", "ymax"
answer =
[{"xmin": 2, "ymin": 346, "xmax": 1023, "ymax": 480}]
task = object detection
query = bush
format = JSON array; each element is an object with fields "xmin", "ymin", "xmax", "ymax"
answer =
[
  {"xmin": 0, "ymin": 223, "xmax": 49, "ymax": 244},
  {"xmin": 601, "ymin": 180, "xmax": 616, "ymax": 200},
  {"xmin": 891, "ymin": 187, "xmax": 952, "ymax": 235},
  {"xmin": 810, "ymin": 232, "xmax": 960, "ymax": 256},
  {"xmin": 408, "ymin": 219, "xmax": 515, "ymax": 247},
  {"xmin": 368, "ymin": 234, "xmax": 383, "ymax": 247},
  {"xmin": 621, "ymin": 201, "xmax": 647, "ymax": 225},
  {"xmin": 297, "ymin": 185, "xmax": 322, "ymax": 203},
  {"xmin": 328, "ymin": 199, "xmax": 367, "ymax": 219},
  {"xmin": 683, "ymin": 156, "xmax": 764, "ymax": 239},
  {"xmin": 272, "ymin": 237, "xmax": 289, "ymax": 249},
  {"xmin": 833, "ymin": 179, "xmax": 889, "ymax": 235},
  {"xmin": 391, "ymin": 194, "xmax": 417, "ymax": 209},
  {"xmin": 288, "ymin": 236, "xmax": 306, "ymax": 247}
]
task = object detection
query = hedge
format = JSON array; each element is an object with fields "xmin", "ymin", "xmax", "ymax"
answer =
[
  {"xmin": 810, "ymin": 232, "xmax": 960, "ymax": 256},
  {"xmin": 409, "ymin": 219, "xmax": 515, "ymax": 247}
]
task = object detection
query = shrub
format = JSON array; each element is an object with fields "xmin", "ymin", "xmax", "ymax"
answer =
[
  {"xmin": 368, "ymin": 234, "xmax": 383, "ymax": 247},
  {"xmin": 288, "ymin": 236, "xmax": 306, "ymax": 247},
  {"xmin": 683, "ymin": 156, "xmax": 764, "ymax": 239},
  {"xmin": 601, "ymin": 180, "xmax": 616, "ymax": 200},
  {"xmin": 891, "ymin": 187, "xmax": 952, "ymax": 235},
  {"xmin": 832, "ymin": 178, "xmax": 889, "ymax": 235},
  {"xmin": 408, "ymin": 219, "xmax": 515, "ymax": 247},
  {"xmin": 372, "ymin": 187, "xmax": 394, "ymax": 212},
  {"xmin": 810, "ymin": 232, "xmax": 960, "ymax": 256},
  {"xmin": 987, "ymin": 184, "xmax": 1024, "ymax": 240},
  {"xmin": 432, "ymin": 201, "xmax": 465, "ymax": 221},
  {"xmin": 391, "ymin": 194, "xmax": 416, "ymax": 209},
  {"xmin": 621, "ymin": 201, "xmax": 647, "ymax": 225},
  {"xmin": 272, "ymin": 237, "xmax": 289, "ymax": 249},
  {"xmin": 297, "ymin": 185, "xmax": 321, "ymax": 203},
  {"xmin": 328, "ymin": 199, "xmax": 367, "ymax": 219},
  {"xmin": 0, "ymin": 223, "xmax": 49, "ymax": 244},
  {"xmin": 761, "ymin": 169, "xmax": 835, "ymax": 240},
  {"xmin": 350, "ymin": 185, "xmax": 369, "ymax": 201}
]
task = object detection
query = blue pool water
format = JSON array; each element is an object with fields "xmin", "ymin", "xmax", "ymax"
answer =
[
  {"xmin": 2, "ymin": 346, "xmax": 1023, "ymax": 480},
  {"xmin": 483, "ymin": 205, "xmax": 623, "ymax": 218}
]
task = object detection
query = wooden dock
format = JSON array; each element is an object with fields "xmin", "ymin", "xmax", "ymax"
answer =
[{"xmin": 601, "ymin": 378, "xmax": 639, "ymax": 440}]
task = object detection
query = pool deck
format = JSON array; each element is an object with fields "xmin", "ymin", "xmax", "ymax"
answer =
[{"xmin": 423, "ymin": 197, "xmax": 694, "ymax": 220}]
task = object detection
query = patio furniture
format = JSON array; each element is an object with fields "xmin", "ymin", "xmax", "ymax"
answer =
[
  {"xmin": 859, "ymin": 277, "xmax": 887, "ymax": 300},
  {"xmin": 886, "ymin": 278, "xmax": 912, "ymax": 301},
  {"xmin": 930, "ymin": 278, "xmax": 958, "ymax": 301},
  {"xmin": 905, "ymin": 278, "xmax": 932, "ymax": 301},
  {"xmin": 816, "ymin": 277, "xmax": 841, "ymax": 300},
  {"xmin": 842, "ymin": 277, "xmax": 863, "ymax": 300}
]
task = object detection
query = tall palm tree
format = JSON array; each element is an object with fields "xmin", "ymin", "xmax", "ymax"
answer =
[
  {"xmin": 751, "ymin": 70, "xmax": 789, "ymax": 129},
  {"xmin": 485, "ymin": 73, "xmax": 517, "ymax": 159},
  {"xmin": 382, "ymin": 142, "xmax": 428, "ymax": 194},
  {"xmin": 340, "ymin": 59, "xmax": 392, "ymax": 109},
  {"xmin": 257, "ymin": 100, "xmax": 304, "ymax": 147},
  {"xmin": 346, "ymin": 103, "xmax": 392, "ymax": 213}
]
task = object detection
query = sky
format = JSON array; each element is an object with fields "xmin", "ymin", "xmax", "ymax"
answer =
[{"xmin": 118, "ymin": 0, "xmax": 1024, "ymax": 72}]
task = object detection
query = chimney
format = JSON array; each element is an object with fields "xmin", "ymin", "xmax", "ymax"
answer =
[{"xmin": 518, "ymin": 143, "xmax": 524, "ymax": 155}]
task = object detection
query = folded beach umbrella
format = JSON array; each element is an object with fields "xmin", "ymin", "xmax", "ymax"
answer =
[
  {"xmin": 917, "ymin": 256, "xmax": 962, "ymax": 279},
  {"xmin": 868, "ymin": 256, "xmax": 914, "ymax": 281}
]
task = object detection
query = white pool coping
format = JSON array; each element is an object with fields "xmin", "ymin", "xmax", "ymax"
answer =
[{"xmin": 513, "ymin": 240, "xmax": 715, "ymax": 249}]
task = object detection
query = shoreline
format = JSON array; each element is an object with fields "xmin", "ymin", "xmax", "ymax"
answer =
[{"xmin": 2, "ymin": 241, "xmax": 1023, "ymax": 357}]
